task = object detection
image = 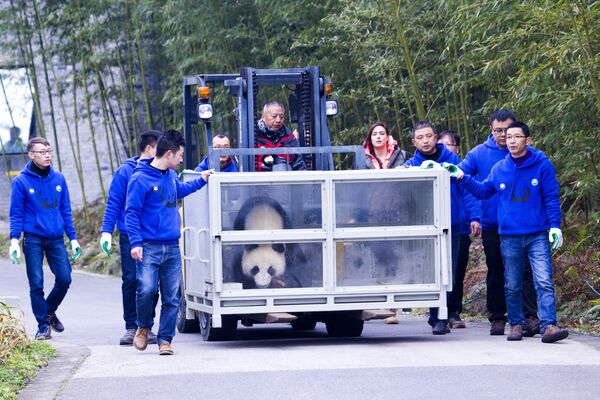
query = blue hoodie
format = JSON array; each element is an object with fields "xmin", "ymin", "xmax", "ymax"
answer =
[
  {"xmin": 101, "ymin": 156, "xmax": 139, "ymax": 235},
  {"xmin": 125, "ymin": 159, "xmax": 207, "ymax": 248},
  {"xmin": 460, "ymin": 147, "xmax": 561, "ymax": 235},
  {"xmin": 460, "ymin": 183, "xmax": 481, "ymax": 235},
  {"xmin": 194, "ymin": 156, "xmax": 239, "ymax": 173},
  {"xmin": 10, "ymin": 162, "xmax": 77, "ymax": 240},
  {"xmin": 458, "ymin": 134, "xmax": 508, "ymax": 230},
  {"xmin": 405, "ymin": 143, "xmax": 477, "ymax": 227}
]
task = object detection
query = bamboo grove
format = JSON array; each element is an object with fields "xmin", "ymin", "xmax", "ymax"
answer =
[{"xmin": 0, "ymin": 0, "xmax": 598, "ymax": 226}]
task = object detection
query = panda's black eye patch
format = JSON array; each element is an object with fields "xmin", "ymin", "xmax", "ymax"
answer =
[
  {"xmin": 268, "ymin": 266, "xmax": 276, "ymax": 276},
  {"xmin": 250, "ymin": 266, "xmax": 259, "ymax": 275},
  {"xmin": 272, "ymin": 243, "xmax": 285, "ymax": 253},
  {"xmin": 246, "ymin": 244, "xmax": 259, "ymax": 251}
]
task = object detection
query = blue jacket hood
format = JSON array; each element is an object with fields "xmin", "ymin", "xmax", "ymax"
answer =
[
  {"xmin": 125, "ymin": 158, "xmax": 207, "ymax": 248},
  {"xmin": 100, "ymin": 156, "xmax": 140, "ymax": 235},
  {"xmin": 405, "ymin": 143, "xmax": 464, "ymax": 226},
  {"xmin": 10, "ymin": 162, "xmax": 77, "ymax": 240},
  {"xmin": 458, "ymin": 134, "xmax": 509, "ymax": 230},
  {"xmin": 461, "ymin": 147, "xmax": 562, "ymax": 235}
]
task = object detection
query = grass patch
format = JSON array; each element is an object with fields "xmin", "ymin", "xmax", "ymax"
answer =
[
  {"xmin": 0, "ymin": 303, "xmax": 56, "ymax": 400},
  {"xmin": 0, "ymin": 341, "xmax": 56, "ymax": 399}
]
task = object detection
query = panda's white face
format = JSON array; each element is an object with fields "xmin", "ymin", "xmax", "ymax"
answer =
[{"xmin": 242, "ymin": 244, "xmax": 285, "ymax": 288}]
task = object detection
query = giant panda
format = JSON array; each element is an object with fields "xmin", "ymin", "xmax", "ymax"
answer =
[{"xmin": 233, "ymin": 197, "xmax": 299, "ymax": 289}]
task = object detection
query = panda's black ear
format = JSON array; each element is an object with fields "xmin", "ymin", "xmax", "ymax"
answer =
[
  {"xmin": 245, "ymin": 244, "xmax": 259, "ymax": 251},
  {"xmin": 272, "ymin": 243, "xmax": 285, "ymax": 253}
]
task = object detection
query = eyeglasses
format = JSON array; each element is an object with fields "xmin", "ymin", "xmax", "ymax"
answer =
[
  {"xmin": 30, "ymin": 149, "xmax": 52, "ymax": 155},
  {"xmin": 506, "ymin": 135, "xmax": 527, "ymax": 141},
  {"xmin": 492, "ymin": 128, "xmax": 509, "ymax": 134}
]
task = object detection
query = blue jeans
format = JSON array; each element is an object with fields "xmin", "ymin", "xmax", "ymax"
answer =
[
  {"xmin": 22, "ymin": 233, "xmax": 72, "ymax": 329},
  {"xmin": 429, "ymin": 227, "xmax": 460, "ymax": 325},
  {"xmin": 501, "ymin": 232, "xmax": 557, "ymax": 334},
  {"xmin": 136, "ymin": 242, "xmax": 181, "ymax": 345},
  {"xmin": 120, "ymin": 234, "xmax": 138, "ymax": 330}
]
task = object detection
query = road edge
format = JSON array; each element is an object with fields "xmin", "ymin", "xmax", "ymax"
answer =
[{"xmin": 18, "ymin": 340, "xmax": 90, "ymax": 400}]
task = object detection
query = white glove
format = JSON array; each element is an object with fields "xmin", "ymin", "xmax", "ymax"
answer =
[
  {"xmin": 100, "ymin": 233, "xmax": 112, "ymax": 256},
  {"xmin": 420, "ymin": 160, "xmax": 442, "ymax": 170},
  {"xmin": 70, "ymin": 239, "xmax": 81, "ymax": 261},
  {"xmin": 9, "ymin": 239, "xmax": 21, "ymax": 264},
  {"xmin": 549, "ymin": 228, "xmax": 563, "ymax": 250}
]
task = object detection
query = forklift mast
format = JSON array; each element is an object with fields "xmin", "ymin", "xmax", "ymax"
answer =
[{"xmin": 182, "ymin": 66, "xmax": 338, "ymax": 171}]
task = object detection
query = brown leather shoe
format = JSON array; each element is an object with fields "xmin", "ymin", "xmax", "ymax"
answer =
[
  {"xmin": 507, "ymin": 325, "xmax": 523, "ymax": 341},
  {"xmin": 134, "ymin": 327, "xmax": 150, "ymax": 351},
  {"xmin": 490, "ymin": 320, "xmax": 506, "ymax": 335},
  {"xmin": 523, "ymin": 316, "xmax": 540, "ymax": 337},
  {"xmin": 159, "ymin": 341, "xmax": 174, "ymax": 355},
  {"xmin": 542, "ymin": 325, "xmax": 569, "ymax": 343}
]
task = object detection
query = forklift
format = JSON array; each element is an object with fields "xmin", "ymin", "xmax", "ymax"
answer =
[{"xmin": 178, "ymin": 66, "xmax": 452, "ymax": 341}]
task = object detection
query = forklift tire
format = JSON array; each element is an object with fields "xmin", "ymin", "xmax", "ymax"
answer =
[
  {"xmin": 325, "ymin": 312, "xmax": 364, "ymax": 337},
  {"xmin": 200, "ymin": 312, "xmax": 238, "ymax": 341},
  {"xmin": 290, "ymin": 318, "xmax": 317, "ymax": 331},
  {"xmin": 176, "ymin": 292, "xmax": 200, "ymax": 333}
]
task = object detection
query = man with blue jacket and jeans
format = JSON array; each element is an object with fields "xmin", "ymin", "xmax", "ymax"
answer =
[
  {"xmin": 9, "ymin": 137, "xmax": 80, "ymax": 340},
  {"xmin": 125, "ymin": 129, "xmax": 213, "ymax": 355},
  {"xmin": 458, "ymin": 109, "xmax": 539, "ymax": 336},
  {"xmin": 404, "ymin": 121, "xmax": 478, "ymax": 335},
  {"xmin": 100, "ymin": 130, "xmax": 161, "ymax": 346},
  {"xmin": 455, "ymin": 121, "xmax": 568, "ymax": 343}
]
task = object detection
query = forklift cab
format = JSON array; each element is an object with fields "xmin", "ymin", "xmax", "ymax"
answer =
[{"xmin": 182, "ymin": 66, "xmax": 355, "ymax": 172}]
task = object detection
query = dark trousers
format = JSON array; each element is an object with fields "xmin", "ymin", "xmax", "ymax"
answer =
[
  {"xmin": 448, "ymin": 234, "xmax": 471, "ymax": 316},
  {"xmin": 22, "ymin": 233, "xmax": 72, "ymax": 329},
  {"xmin": 120, "ymin": 234, "xmax": 158, "ymax": 330},
  {"xmin": 482, "ymin": 229, "xmax": 538, "ymax": 322}
]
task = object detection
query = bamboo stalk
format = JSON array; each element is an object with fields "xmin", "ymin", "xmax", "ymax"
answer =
[
  {"xmin": 133, "ymin": 2, "xmax": 154, "ymax": 129},
  {"xmin": 94, "ymin": 67, "xmax": 116, "ymax": 175},
  {"xmin": 32, "ymin": 0, "xmax": 62, "ymax": 170},
  {"xmin": 124, "ymin": 1, "xmax": 140, "ymax": 148},
  {"xmin": 390, "ymin": 0, "xmax": 426, "ymax": 120},
  {"xmin": 77, "ymin": 0, "xmax": 105, "ymax": 200},
  {"xmin": 115, "ymin": 46, "xmax": 134, "ymax": 157}
]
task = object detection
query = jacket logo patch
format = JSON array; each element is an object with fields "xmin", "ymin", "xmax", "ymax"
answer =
[
  {"xmin": 29, "ymin": 188, "xmax": 35, "ymax": 194},
  {"xmin": 158, "ymin": 187, "xmax": 177, "ymax": 208},
  {"xmin": 531, "ymin": 179, "xmax": 538, "ymax": 186},
  {"xmin": 153, "ymin": 186, "xmax": 158, "ymax": 192},
  {"xmin": 56, "ymin": 185, "xmax": 62, "ymax": 192},
  {"xmin": 35, "ymin": 186, "xmax": 59, "ymax": 209},
  {"xmin": 500, "ymin": 183, "xmax": 506, "ymax": 190}
]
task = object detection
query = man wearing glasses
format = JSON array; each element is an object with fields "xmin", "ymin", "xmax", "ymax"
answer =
[
  {"xmin": 458, "ymin": 109, "xmax": 539, "ymax": 336},
  {"xmin": 9, "ymin": 137, "xmax": 80, "ymax": 340},
  {"xmin": 195, "ymin": 134, "xmax": 239, "ymax": 173},
  {"xmin": 454, "ymin": 121, "xmax": 568, "ymax": 343}
]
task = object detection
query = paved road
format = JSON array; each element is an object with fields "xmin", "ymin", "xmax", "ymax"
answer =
[{"xmin": 1, "ymin": 260, "xmax": 599, "ymax": 400}]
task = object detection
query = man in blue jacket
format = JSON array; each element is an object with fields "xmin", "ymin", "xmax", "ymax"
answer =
[
  {"xmin": 458, "ymin": 109, "xmax": 539, "ymax": 336},
  {"xmin": 438, "ymin": 130, "xmax": 481, "ymax": 329},
  {"xmin": 404, "ymin": 121, "xmax": 478, "ymax": 335},
  {"xmin": 195, "ymin": 134, "xmax": 239, "ymax": 173},
  {"xmin": 125, "ymin": 129, "xmax": 213, "ymax": 355},
  {"xmin": 9, "ymin": 137, "xmax": 80, "ymax": 340},
  {"xmin": 455, "ymin": 121, "xmax": 568, "ymax": 343},
  {"xmin": 99, "ymin": 130, "xmax": 161, "ymax": 346}
]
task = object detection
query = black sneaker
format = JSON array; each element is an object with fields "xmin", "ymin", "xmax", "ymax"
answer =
[
  {"xmin": 522, "ymin": 317, "xmax": 540, "ymax": 337},
  {"xmin": 432, "ymin": 320, "xmax": 450, "ymax": 335},
  {"xmin": 490, "ymin": 320, "xmax": 506, "ymax": 335},
  {"xmin": 120, "ymin": 329, "xmax": 137, "ymax": 346},
  {"xmin": 147, "ymin": 331, "xmax": 157, "ymax": 345},
  {"xmin": 47, "ymin": 312, "xmax": 64, "ymax": 333},
  {"xmin": 35, "ymin": 326, "xmax": 52, "ymax": 340}
]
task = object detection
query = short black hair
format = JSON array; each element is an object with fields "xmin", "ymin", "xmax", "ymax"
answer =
[
  {"xmin": 507, "ymin": 121, "xmax": 531, "ymax": 137},
  {"xmin": 411, "ymin": 121, "xmax": 436, "ymax": 138},
  {"xmin": 439, "ymin": 130, "xmax": 461, "ymax": 146},
  {"xmin": 488, "ymin": 109, "xmax": 516, "ymax": 126},
  {"xmin": 138, "ymin": 130, "xmax": 161, "ymax": 154},
  {"xmin": 155, "ymin": 129, "xmax": 186, "ymax": 158},
  {"xmin": 27, "ymin": 137, "xmax": 50, "ymax": 152}
]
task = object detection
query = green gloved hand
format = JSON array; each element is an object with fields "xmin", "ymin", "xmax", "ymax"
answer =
[
  {"xmin": 549, "ymin": 228, "xmax": 563, "ymax": 250},
  {"xmin": 70, "ymin": 239, "xmax": 81, "ymax": 261},
  {"xmin": 9, "ymin": 239, "xmax": 21, "ymax": 264},
  {"xmin": 100, "ymin": 233, "xmax": 112, "ymax": 256}
]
